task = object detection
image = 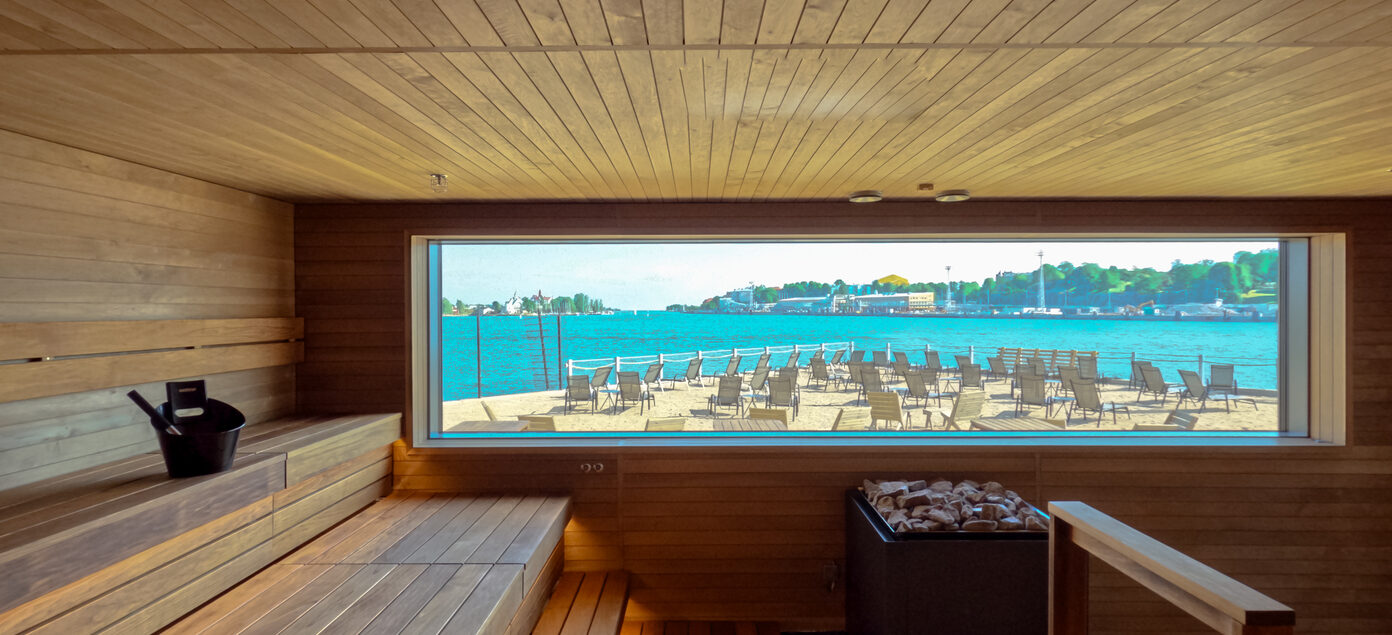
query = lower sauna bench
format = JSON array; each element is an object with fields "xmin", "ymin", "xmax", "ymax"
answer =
[
  {"xmin": 0, "ymin": 413, "xmax": 399, "ymax": 634},
  {"xmin": 168, "ymin": 492, "xmax": 573, "ymax": 634}
]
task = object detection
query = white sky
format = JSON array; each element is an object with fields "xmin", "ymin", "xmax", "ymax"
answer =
[{"xmin": 441, "ymin": 240, "xmax": 1277, "ymax": 309}]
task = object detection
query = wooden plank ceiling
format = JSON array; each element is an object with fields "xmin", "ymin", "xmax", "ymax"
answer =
[{"xmin": 0, "ymin": 0, "xmax": 1389, "ymax": 202}]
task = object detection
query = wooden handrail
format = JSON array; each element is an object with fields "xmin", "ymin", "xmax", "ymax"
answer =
[{"xmin": 1048, "ymin": 501, "xmax": 1295, "ymax": 635}]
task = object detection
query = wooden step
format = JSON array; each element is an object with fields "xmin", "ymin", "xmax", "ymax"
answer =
[{"xmin": 532, "ymin": 571, "xmax": 629, "ymax": 635}]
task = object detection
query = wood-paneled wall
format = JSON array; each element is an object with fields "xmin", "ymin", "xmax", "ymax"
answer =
[
  {"xmin": 0, "ymin": 131, "xmax": 296, "ymax": 488},
  {"xmin": 297, "ymin": 199, "xmax": 1392, "ymax": 633}
]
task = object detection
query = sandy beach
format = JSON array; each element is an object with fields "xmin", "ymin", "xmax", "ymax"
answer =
[{"xmin": 442, "ymin": 371, "xmax": 1278, "ymax": 433}]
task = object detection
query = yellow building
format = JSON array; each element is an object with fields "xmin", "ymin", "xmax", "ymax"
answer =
[
  {"xmin": 876, "ymin": 274, "xmax": 909, "ymax": 287},
  {"xmin": 908, "ymin": 292, "xmax": 936, "ymax": 310}
]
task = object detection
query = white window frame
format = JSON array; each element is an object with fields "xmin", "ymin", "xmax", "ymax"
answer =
[{"xmin": 408, "ymin": 234, "xmax": 1343, "ymax": 448}]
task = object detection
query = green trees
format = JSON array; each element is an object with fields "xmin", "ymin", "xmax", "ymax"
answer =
[{"xmin": 440, "ymin": 297, "xmax": 454, "ymax": 315}]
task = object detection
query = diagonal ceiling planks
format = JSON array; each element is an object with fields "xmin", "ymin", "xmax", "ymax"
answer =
[{"xmin": 0, "ymin": 0, "xmax": 1388, "ymax": 202}]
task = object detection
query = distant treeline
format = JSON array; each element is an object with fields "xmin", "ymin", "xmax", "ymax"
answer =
[
  {"xmin": 669, "ymin": 249, "xmax": 1278, "ymax": 310},
  {"xmin": 441, "ymin": 292, "xmax": 607, "ymax": 315}
]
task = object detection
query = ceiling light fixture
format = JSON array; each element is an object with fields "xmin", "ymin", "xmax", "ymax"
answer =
[
  {"xmin": 429, "ymin": 173, "xmax": 448, "ymax": 193},
  {"xmin": 935, "ymin": 189, "xmax": 970, "ymax": 202},
  {"xmin": 849, "ymin": 190, "xmax": 883, "ymax": 203}
]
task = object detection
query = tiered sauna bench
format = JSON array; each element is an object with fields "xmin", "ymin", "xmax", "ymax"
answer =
[
  {"xmin": 0, "ymin": 413, "xmax": 399, "ymax": 634},
  {"xmin": 169, "ymin": 493, "xmax": 572, "ymax": 635}
]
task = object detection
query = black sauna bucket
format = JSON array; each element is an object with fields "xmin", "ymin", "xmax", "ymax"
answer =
[{"xmin": 151, "ymin": 396, "xmax": 246, "ymax": 478}]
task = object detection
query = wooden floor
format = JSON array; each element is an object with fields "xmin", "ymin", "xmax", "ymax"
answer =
[{"xmin": 621, "ymin": 622, "xmax": 781, "ymax": 635}]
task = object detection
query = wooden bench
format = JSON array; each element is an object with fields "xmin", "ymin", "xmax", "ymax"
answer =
[
  {"xmin": 0, "ymin": 413, "xmax": 400, "ymax": 634},
  {"xmin": 532, "ymin": 571, "xmax": 630, "ymax": 635},
  {"xmin": 169, "ymin": 492, "xmax": 572, "ymax": 635}
]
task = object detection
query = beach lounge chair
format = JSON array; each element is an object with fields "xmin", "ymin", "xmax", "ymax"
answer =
[
  {"xmin": 893, "ymin": 351, "xmax": 908, "ymax": 365},
  {"xmin": 953, "ymin": 354, "xmax": 972, "ymax": 373},
  {"xmin": 848, "ymin": 350, "xmax": 866, "ymax": 363},
  {"xmin": 748, "ymin": 407, "xmax": 790, "ymax": 426},
  {"xmin": 828, "ymin": 349, "xmax": 845, "ymax": 369},
  {"xmin": 930, "ymin": 390, "xmax": 986, "ymax": 430},
  {"xmin": 764, "ymin": 374, "xmax": 799, "ymax": 420},
  {"xmin": 1026, "ymin": 357, "xmax": 1048, "ymax": 377},
  {"xmin": 1131, "ymin": 410, "xmax": 1199, "ymax": 431},
  {"xmin": 645, "ymin": 417, "xmax": 685, "ymax": 432},
  {"xmin": 1129, "ymin": 360, "xmax": 1153, "ymax": 389},
  {"xmin": 837, "ymin": 361, "xmax": 861, "ymax": 392},
  {"xmin": 746, "ymin": 366, "xmax": 770, "ymax": 399},
  {"xmin": 810, "ymin": 349, "xmax": 825, "ymax": 364},
  {"xmin": 564, "ymin": 374, "xmax": 596, "ymax": 413},
  {"xmin": 615, "ymin": 371, "xmax": 654, "ymax": 414},
  {"xmin": 590, "ymin": 366, "xmax": 613, "ymax": 392},
  {"xmin": 923, "ymin": 350, "xmax": 944, "ymax": 374},
  {"xmin": 984, "ymin": 356, "xmax": 1009, "ymax": 382},
  {"xmin": 1138, "ymin": 366, "xmax": 1184, "ymax": 405},
  {"xmin": 1057, "ymin": 366, "xmax": 1081, "ymax": 396},
  {"xmin": 750, "ymin": 352, "xmax": 770, "ymax": 376},
  {"xmin": 482, "ymin": 400, "xmax": 499, "ymax": 421},
  {"xmin": 1078, "ymin": 355, "xmax": 1102, "ymax": 382},
  {"xmin": 902, "ymin": 370, "xmax": 943, "ymax": 408},
  {"xmin": 1208, "ymin": 363, "xmax": 1238, "ymax": 392},
  {"xmin": 642, "ymin": 362, "xmax": 665, "ymax": 392},
  {"xmin": 953, "ymin": 363, "xmax": 984, "ymax": 393},
  {"xmin": 891, "ymin": 358, "xmax": 912, "ymax": 385},
  {"xmin": 871, "ymin": 351, "xmax": 889, "ymax": 375},
  {"xmin": 1071, "ymin": 379, "xmax": 1130, "ymax": 426},
  {"xmin": 1205, "ymin": 364, "xmax": 1256, "ymax": 410},
  {"xmin": 704, "ymin": 355, "xmax": 742, "ymax": 384},
  {"xmin": 1015, "ymin": 376, "xmax": 1056, "ymax": 417},
  {"xmin": 868, "ymin": 391, "xmax": 912, "ymax": 430},
  {"xmin": 778, "ymin": 365, "xmax": 800, "ymax": 388},
  {"xmin": 785, "ymin": 351, "xmax": 802, "ymax": 368},
  {"xmin": 519, "ymin": 415, "xmax": 555, "ymax": 431},
  {"xmin": 1010, "ymin": 363, "xmax": 1039, "ymax": 398},
  {"xmin": 808, "ymin": 359, "xmax": 832, "ymax": 391},
  {"xmin": 831, "ymin": 408, "xmax": 872, "ymax": 431},
  {"xmin": 707, "ymin": 375, "xmax": 745, "ymax": 417},
  {"xmin": 674, "ymin": 358, "xmax": 704, "ymax": 388},
  {"xmin": 857, "ymin": 364, "xmax": 884, "ymax": 406}
]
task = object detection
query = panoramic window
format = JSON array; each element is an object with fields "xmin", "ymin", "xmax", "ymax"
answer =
[{"xmin": 418, "ymin": 238, "xmax": 1303, "ymax": 443}]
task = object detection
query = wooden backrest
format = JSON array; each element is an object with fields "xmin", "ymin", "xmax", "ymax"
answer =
[
  {"xmin": 645, "ymin": 417, "xmax": 685, "ymax": 431},
  {"xmin": 866, "ymin": 391, "xmax": 903, "ymax": 424},
  {"xmin": 1163, "ymin": 410, "xmax": 1200, "ymax": 430},
  {"xmin": 946, "ymin": 391, "xmax": 986, "ymax": 429},
  {"xmin": 747, "ymin": 407, "xmax": 789, "ymax": 425},
  {"xmin": 831, "ymin": 408, "xmax": 872, "ymax": 431},
  {"xmin": 519, "ymin": 415, "xmax": 556, "ymax": 431}
]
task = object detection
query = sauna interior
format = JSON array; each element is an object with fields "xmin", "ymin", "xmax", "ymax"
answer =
[{"xmin": 0, "ymin": 2, "xmax": 1389, "ymax": 634}]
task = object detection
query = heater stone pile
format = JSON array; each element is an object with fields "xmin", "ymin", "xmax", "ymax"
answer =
[{"xmin": 863, "ymin": 478, "xmax": 1050, "ymax": 533}]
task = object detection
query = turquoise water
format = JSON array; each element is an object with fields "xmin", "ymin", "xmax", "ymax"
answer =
[{"xmin": 442, "ymin": 312, "xmax": 1278, "ymax": 399}]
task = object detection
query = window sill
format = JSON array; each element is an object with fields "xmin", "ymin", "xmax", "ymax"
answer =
[{"xmin": 427, "ymin": 432, "xmax": 1334, "ymax": 449}]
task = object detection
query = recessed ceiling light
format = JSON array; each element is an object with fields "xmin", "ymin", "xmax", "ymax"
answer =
[
  {"xmin": 917, "ymin": 182, "xmax": 935, "ymax": 191},
  {"xmin": 935, "ymin": 189, "xmax": 970, "ymax": 202},
  {"xmin": 429, "ymin": 173, "xmax": 448, "ymax": 193},
  {"xmin": 849, "ymin": 190, "xmax": 883, "ymax": 203}
]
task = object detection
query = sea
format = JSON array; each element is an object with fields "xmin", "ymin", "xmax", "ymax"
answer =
[{"xmin": 441, "ymin": 312, "xmax": 1279, "ymax": 400}]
